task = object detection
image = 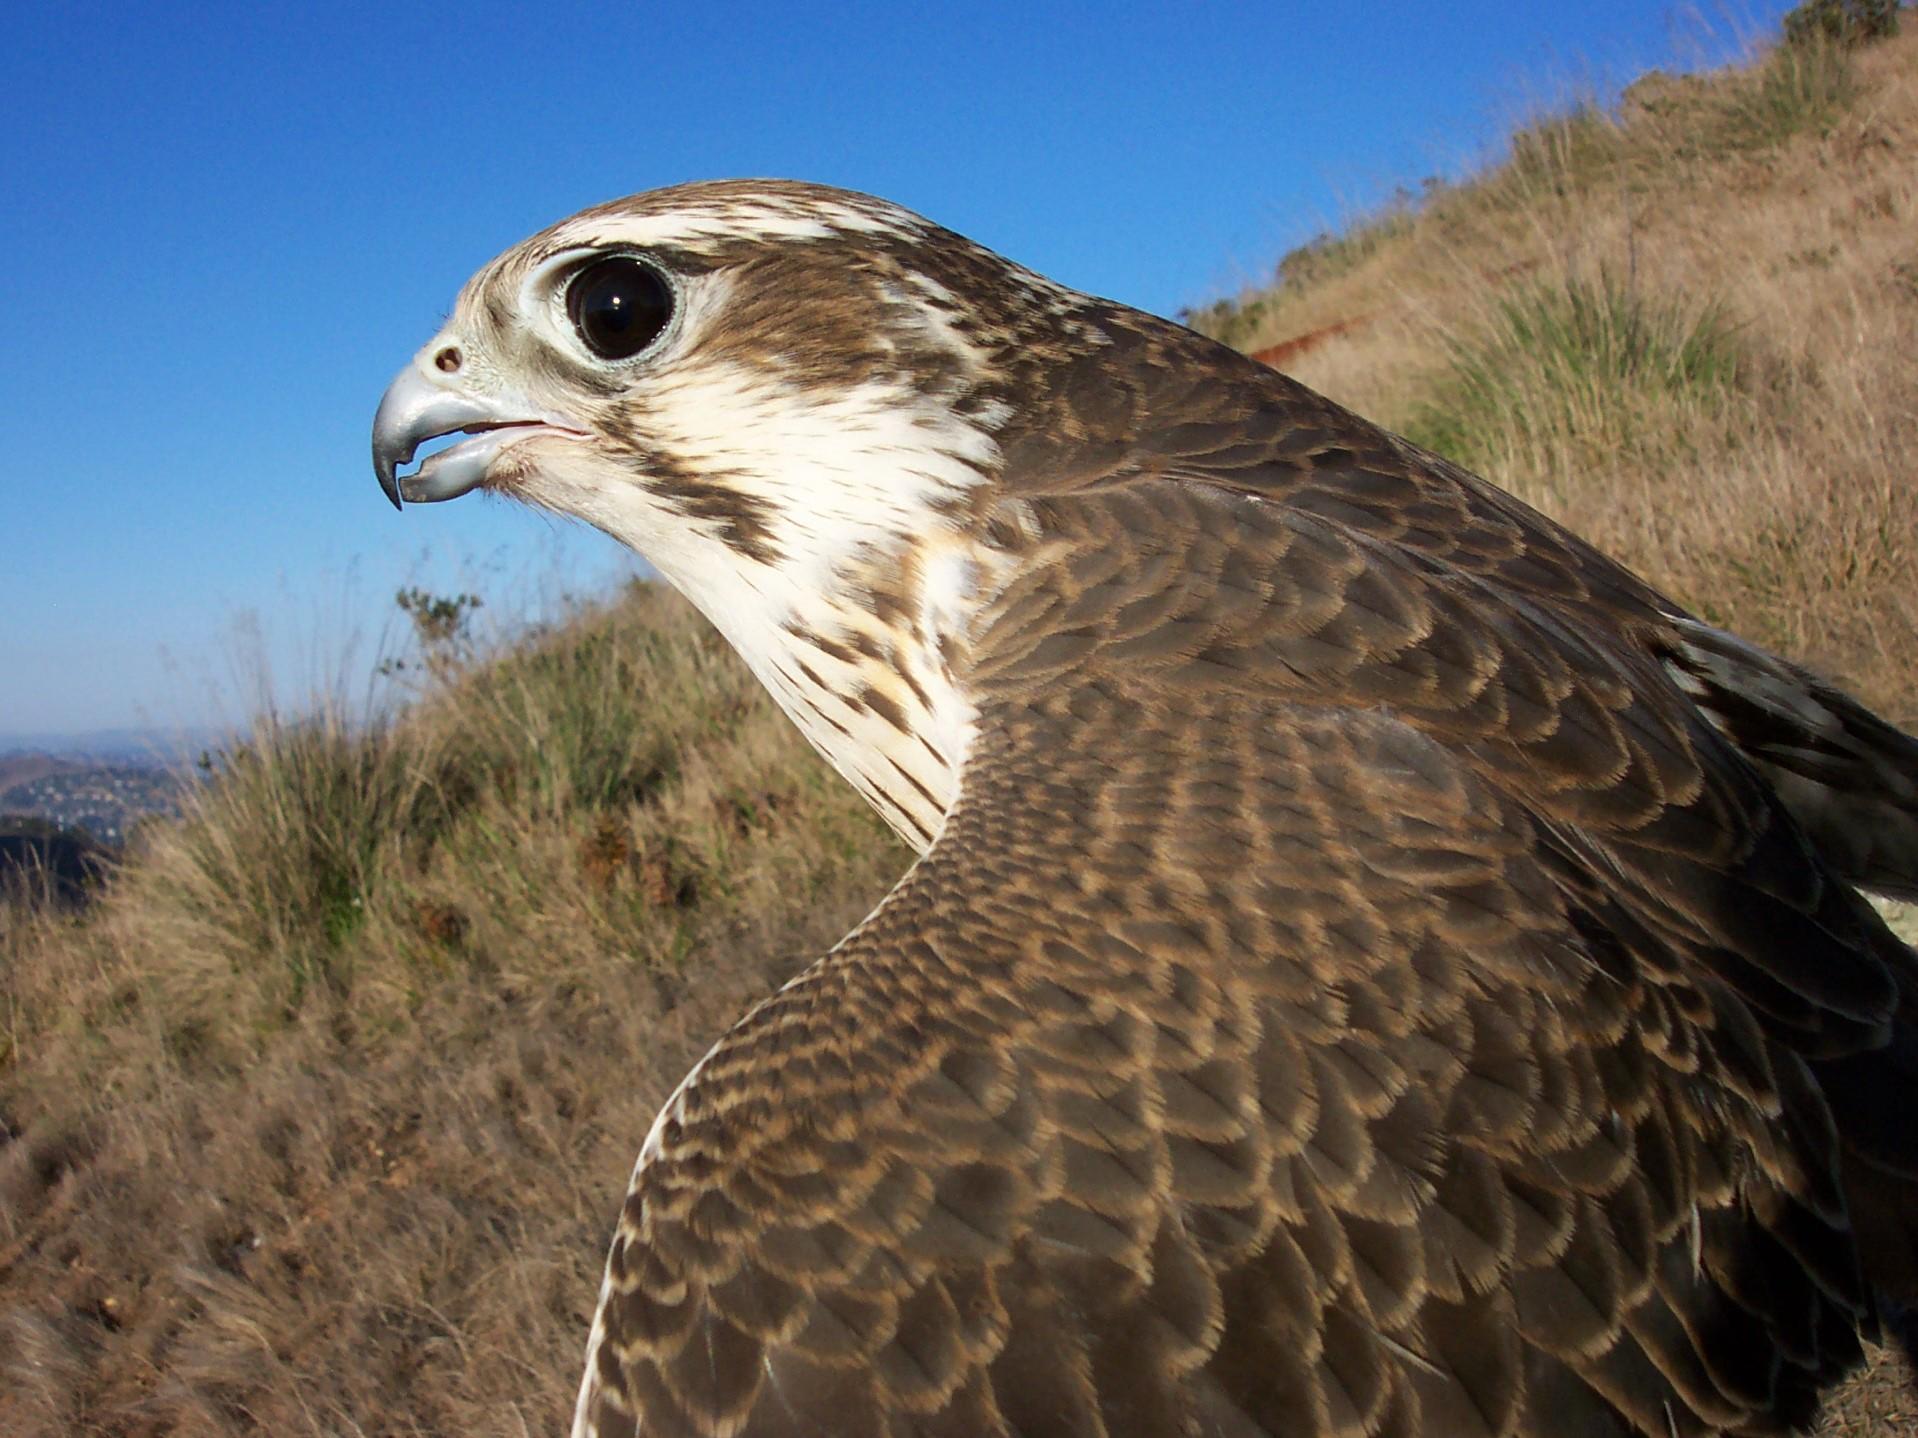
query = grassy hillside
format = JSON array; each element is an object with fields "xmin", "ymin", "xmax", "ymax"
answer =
[
  {"xmin": 0, "ymin": 589, "xmax": 906, "ymax": 1434},
  {"xmin": 5, "ymin": 18, "xmax": 1916, "ymax": 1437}
]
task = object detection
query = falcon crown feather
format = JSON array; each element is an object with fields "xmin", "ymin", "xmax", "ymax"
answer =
[{"xmin": 373, "ymin": 180, "xmax": 1918, "ymax": 1438}]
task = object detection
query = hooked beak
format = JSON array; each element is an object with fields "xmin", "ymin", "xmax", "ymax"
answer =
[{"xmin": 371, "ymin": 362, "xmax": 575, "ymax": 510}]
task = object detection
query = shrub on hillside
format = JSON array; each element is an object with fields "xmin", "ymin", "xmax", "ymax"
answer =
[
  {"xmin": 1180, "ymin": 292, "xmax": 1273, "ymax": 349},
  {"xmin": 1783, "ymin": 0, "xmax": 1901, "ymax": 49},
  {"xmin": 1400, "ymin": 271, "xmax": 1748, "ymax": 483},
  {"xmin": 1727, "ymin": 33, "xmax": 1862, "ymax": 144}
]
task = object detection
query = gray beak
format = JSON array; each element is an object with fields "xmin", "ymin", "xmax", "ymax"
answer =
[{"xmin": 371, "ymin": 363, "xmax": 539, "ymax": 510}]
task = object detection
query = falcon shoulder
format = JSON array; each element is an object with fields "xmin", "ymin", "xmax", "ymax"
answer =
[{"xmin": 578, "ymin": 471, "xmax": 1918, "ymax": 1438}]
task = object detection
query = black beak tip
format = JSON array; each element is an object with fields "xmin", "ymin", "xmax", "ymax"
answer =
[{"xmin": 373, "ymin": 441, "xmax": 406, "ymax": 511}]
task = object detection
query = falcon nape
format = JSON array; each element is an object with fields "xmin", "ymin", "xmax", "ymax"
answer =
[{"xmin": 372, "ymin": 181, "xmax": 1918, "ymax": 1438}]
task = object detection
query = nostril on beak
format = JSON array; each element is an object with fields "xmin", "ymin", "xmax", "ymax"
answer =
[{"xmin": 434, "ymin": 345, "xmax": 463, "ymax": 374}]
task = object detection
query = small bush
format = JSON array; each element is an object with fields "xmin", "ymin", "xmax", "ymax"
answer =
[
  {"xmin": 1496, "ymin": 106, "xmax": 1624, "ymax": 202},
  {"xmin": 151, "ymin": 707, "xmax": 452, "ymax": 1003},
  {"xmin": 1275, "ymin": 206, "xmax": 1416, "ymax": 293},
  {"xmin": 1724, "ymin": 37, "xmax": 1860, "ymax": 145},
  {"xmin": 1180, "ymin": 291, "xmax": 1275, "ymax": 348},
  {"xmin": 1182, "ymin": 202, "xmax": 1418, "ymax": 350},
  {"xmin": 443, "ymin": 598, "xmax": 726, "ymax": 818},
  {"xmin": 1783, "ymin": 0, "xmax": 1901, "ymax": 49},
  {"xmin": 1400, "ymin": 272, "xmax": 1748, "ymax": 480}
]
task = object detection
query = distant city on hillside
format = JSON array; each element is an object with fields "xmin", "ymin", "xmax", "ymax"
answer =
[
  {"xmin": 1, "ymin": 763, "xmax": 189, "ymax": 845},
  {"xmin": 0, "ymin": 738, "xmax": 203, "ymax": 848}
]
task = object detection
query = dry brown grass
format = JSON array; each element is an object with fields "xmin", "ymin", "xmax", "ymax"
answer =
[
  {"xmin": 5, "ymin": 23, "xmax": 1918, "ymax": 1438},
  {"xmin": 0, "ymin": 586, "xmax": 903, "ymax": 1435}
]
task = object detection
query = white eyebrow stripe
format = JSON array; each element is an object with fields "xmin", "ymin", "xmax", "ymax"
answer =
[{"xmin": 552, "ymin": 197, "xmax": 926, "ymax": 252}]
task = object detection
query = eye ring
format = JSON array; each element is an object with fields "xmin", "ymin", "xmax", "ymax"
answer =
[{"xmin": 565, "ymin": 256, "xmax": 674, "ymax": 362}]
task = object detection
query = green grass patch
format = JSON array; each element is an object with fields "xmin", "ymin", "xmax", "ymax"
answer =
[
  {"xmin": 1721, "ymin": 37, "xmax": 1860, "ymax": 147},
  {"xmin": 163, "ymin": 710, "xmax": 451, "ymax": 1003},
  {"xmin": 1398, "ymin": 272, "xmax": 1748, "ymax": 478},
  {"xmin": 1491, "ymin": 105, "xmax": 1625, "ymax": 203}
]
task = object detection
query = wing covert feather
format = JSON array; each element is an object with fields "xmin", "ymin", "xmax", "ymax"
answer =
[{"xmin": 578, "ymin": 548, "xmax": 1898, "ymax": 1434}]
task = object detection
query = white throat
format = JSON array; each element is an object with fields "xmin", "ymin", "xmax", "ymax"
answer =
[{"xmin": 532, "ymin": 355, "xmax": 1005, "ymax": 851}]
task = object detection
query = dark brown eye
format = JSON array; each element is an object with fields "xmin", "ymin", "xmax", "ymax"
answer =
[{"xmin": 567, "ymin": 256, "xmax": 673, "ymax": 360}]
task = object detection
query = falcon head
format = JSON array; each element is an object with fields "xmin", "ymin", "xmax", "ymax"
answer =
[{"xmin": 371, "ymin": 180, "xmax": 1108, "ymax": 847}]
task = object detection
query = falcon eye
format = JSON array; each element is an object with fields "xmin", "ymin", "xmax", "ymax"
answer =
[{"xmin": 566, "ymin": 256, "xmax": 673, "ymax": 361}]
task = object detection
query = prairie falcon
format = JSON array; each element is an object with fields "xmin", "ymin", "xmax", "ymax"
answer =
[{"xmin": 372, "ymin": 181, "xmax": 1918, "ymax": 1437}]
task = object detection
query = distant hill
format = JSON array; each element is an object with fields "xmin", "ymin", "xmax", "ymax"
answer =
[
  {"xmin": 0, "ymin": 725, "xmax": 218, "ymax": 764},
  {"xmin": 0, "ymin": 751, "xmax": 71, "ymax": 793}
]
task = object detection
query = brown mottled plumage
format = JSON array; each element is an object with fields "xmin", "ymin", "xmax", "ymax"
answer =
[{"xmin": 370, "ymin": 180, "xmax": 1918, "ymax": 1438}]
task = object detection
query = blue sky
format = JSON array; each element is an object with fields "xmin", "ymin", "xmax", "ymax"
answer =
[{"xmin": 1, "ymin": 1, "xmax": 1789, "ymax": 740}]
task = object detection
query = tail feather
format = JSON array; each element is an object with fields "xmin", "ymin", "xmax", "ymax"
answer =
[
  {"xmin": 1661, "ymin": 617, "xmax": 1918, "ymax": 902},
  {"xmin": 1660, "ymin": 617, "xmax": 1918, "ymax": 1358}
]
